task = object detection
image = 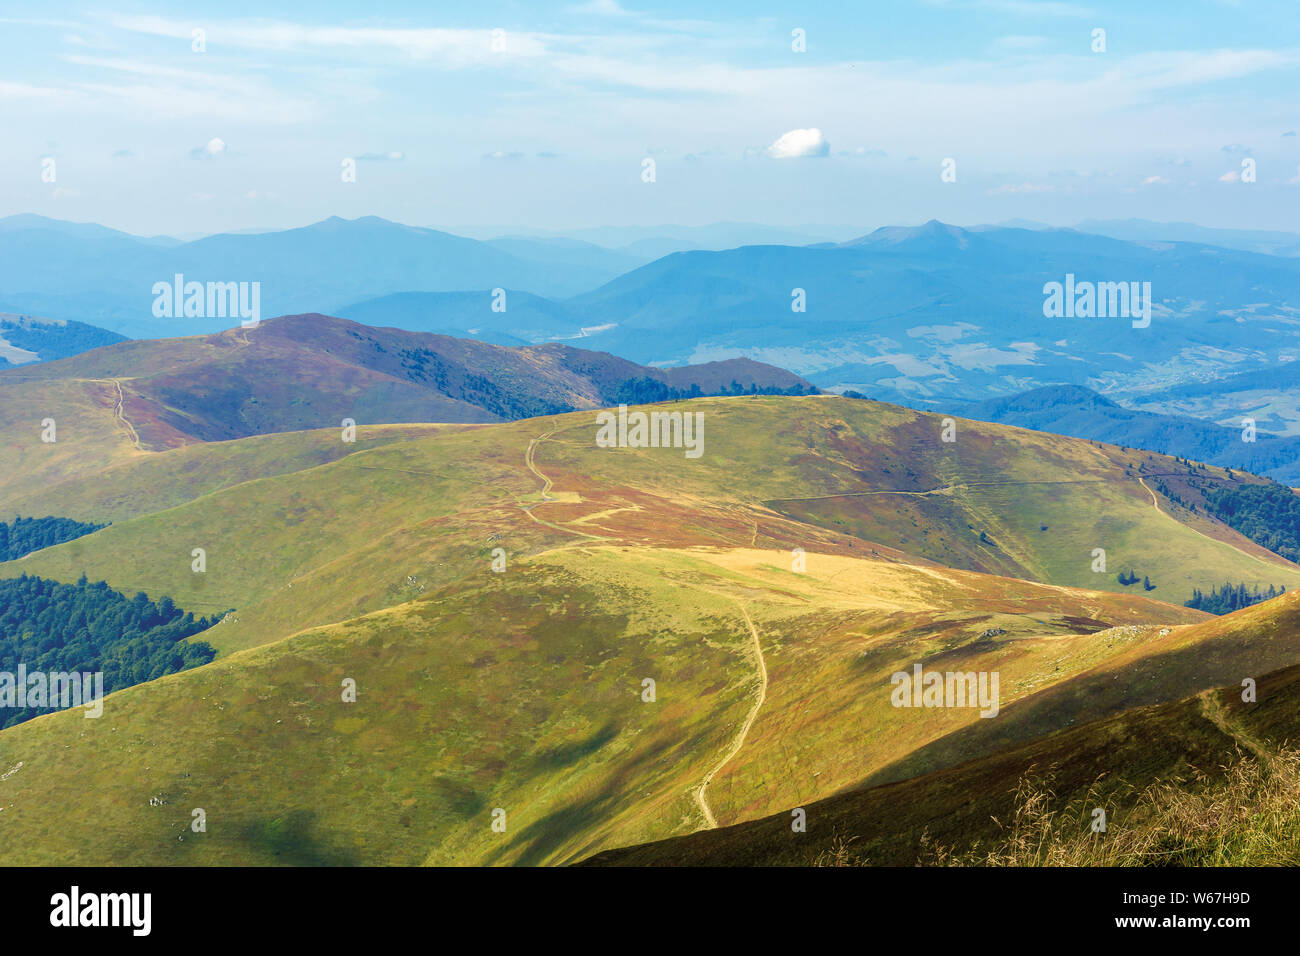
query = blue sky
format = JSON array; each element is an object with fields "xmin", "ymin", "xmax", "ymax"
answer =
[{"xmin": 3, "ymin": 0, "xmax": 1299, "ymax": 236}]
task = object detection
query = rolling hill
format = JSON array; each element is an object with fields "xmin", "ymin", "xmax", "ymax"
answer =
[
  {"xmin": 0, "ymin": 313, "xmax": 813, "ymax": 451},
  {"xmin": 582, "ymin": 591, "xmax": 1300, "ymax": 866},
  {"xmin": 2, "ymin": 394, "xmax": 1300, "ymax": 865}
]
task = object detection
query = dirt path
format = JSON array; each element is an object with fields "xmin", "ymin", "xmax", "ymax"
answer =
[
  {"xmin": 524, "ymin": 432, "xmax": 555, "ymax": 500},
  {"xmin": 519, "ymin": 426, "xmax": 769, "ymax": 828},
  {"xmin": 694, "ymin": 601, "xmax": 768, "ymax": 830},
  {"xmin": 1137, "ymin": 476, "xmax": 1290, "ymax": 572},
  {"xmin": 766, "ymin": 477, "xmax": 1114, "ymax": 504},
  {"xmin": 1137, "ymin": 476, "xmax": 1163, "ymax": 514},
  {"xmin": 520, "ymin": 430, "xmax": 611, "ymax": 541},
  {"xmin": 97, "ymin": 378, "xmax": 141, "ymax": 450}
]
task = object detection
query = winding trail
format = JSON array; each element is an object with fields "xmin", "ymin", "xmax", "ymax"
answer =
[
  {"xmin": 694, "ymin": 601, "xmax": 768, "ymax": 830},
  {"xmin": 97, "ymin": 378, "xmax": 141, "ymax": 450},
  {"xmin": 1137, "ymin": 475, "xmax": 1291, "ymax": 572},
  {"xmin": 765, "ymin": 477, "xmax": 1112, "ymax": 505},
  {"xmin": 524, "ymin": 432, "xmax": 555, "ymax": 501},
  {"xmin": 517, "ymin": 425, "xmax": 770, "ymax": 828},
  {"xmin": 519, "ymin": 429, "xmax": 611, "ymax": 541}
]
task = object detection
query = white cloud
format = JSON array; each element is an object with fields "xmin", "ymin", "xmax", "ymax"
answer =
[
  {"xmin": 766, "ymin": 128, "xmax": 829, "ymax": 159},
  {"xmin": 1141, "ymin": 175, "xmax": 1171, "ymax": 185},
  {"xmin": 190, "ymin": 137, "xmax": 226, "ymax": 159},
  {"xmin": 1218, "ymin": 169, "xmax": 1241, "ymax": 182}
]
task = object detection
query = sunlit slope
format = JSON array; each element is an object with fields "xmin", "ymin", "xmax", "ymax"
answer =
[
  {"xmin": 525, "ymin": 550, "xmax": 1298, "ymax": 828},
  {"xmin": 2, "ymin": 422, "xmax": 548, "ymax": 650},
  {"xmin": 0, "ymin": 377, "xmax": 142, "ymax": 507},
  {"xmin": 2, "ymin": 314, "xmax": 814, "ymax": 446},
  {"xmin": 1, "ymin": 416, "xmax": 463, "ymax": 525},
  {"xmin": 506, "ymin": 395, "xmax": 1300, "ymax": 602},
  {"xmin": 528, "ymin": 546, "xmax": 1209, "ymax": 827},
  {"xmin": 0, "ymin": 559, "xmax": 761, "ymax": 865},
  {"xmin": 582, "ymin": 597, "xmax": 1300, "ymax": 867},
  {"xmin": 2, "ymin": 397, "xmax": 921, "ymax": 655},
  {"xmin": 855, "ymin": 587, "xmax": 1300, "ymax": 790},
  {"xmin": 0, "ymin": 545, "xmax": 1210, "ymax": 866},
  {"xmin": 0, "ymin": 359, "xmax": 461, "ymax": 522},
  {"xmin": 6, "ymin": 396, "xmax": 1297, "ymax": 657}
]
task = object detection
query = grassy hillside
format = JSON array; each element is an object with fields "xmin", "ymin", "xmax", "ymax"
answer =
[
  {"xmin": 5, "ymin": 396, "xmax": 1297, "ymax": 654},
  {"xmin": 0, "ymin": 367, "xmax": 458, "ymax": 522},
  {"xmin": 0, "ymin": 314, "xmax": 813, "ymax": 448},
  {"xmin": 0, "ymin": 543, "xmax": 1233, "ymax": 866},
  {"xmin": 582, "ymin": 593, "xmax": 1300, "ymax": 866},
  {"xmin": 3, "ymin": 396, "xmax": 1300, "ymax": 865}
]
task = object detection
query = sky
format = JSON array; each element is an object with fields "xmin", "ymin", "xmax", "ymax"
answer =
[{"xmin": 2, "ymin": 0, "xmax": 1299, "ymax": 237}]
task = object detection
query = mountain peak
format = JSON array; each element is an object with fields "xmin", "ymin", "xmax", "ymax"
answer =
[{"xmin": 840, "ymin": 219, "xmax": 971, "ymax": 249}]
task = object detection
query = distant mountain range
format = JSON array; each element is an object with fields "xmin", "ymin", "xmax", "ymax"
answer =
[
  {"xmin": 0, "ymin": 215, "xmax": 636, "ymax": 338},
  {"xmin": 7, "ymin": 214, "xmax": 1300, "ymax": 437},
  {"xmin": 558, "ymin": 220, "xmax": 1300, "ymax": 414},
  {"xmin": 0, "ymin": 313, "xmax": 813, "ymax": 447},
  {"xmin": 961, "ymin": 384, "xmax": 1300, "ymax": 484},
  {"xmin": 455, "ymin": 221, "xmax": 863, "ymax": 256}
]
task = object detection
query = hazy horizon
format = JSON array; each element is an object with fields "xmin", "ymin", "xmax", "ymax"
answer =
[
  {"xmin": 5, "ymin": 1, "xmax": 1300, "ymax": 236},
  {"xmin": 9, "ymin": 210, "xmax": 1300, "ymax": 247}
]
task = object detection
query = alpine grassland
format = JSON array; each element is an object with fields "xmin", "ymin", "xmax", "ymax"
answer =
[
  {"xmin": 2, "ymin": 394, "xmax": 1299, "ymax": 864},
  {"xmin": 586, "ymin": 624, "xmax": 1300, "ymax": 867}
]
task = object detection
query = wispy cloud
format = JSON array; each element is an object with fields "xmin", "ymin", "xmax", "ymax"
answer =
[{"xmin": 108, "ymin": 14, "xmax": 551, "ymax": 64}]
